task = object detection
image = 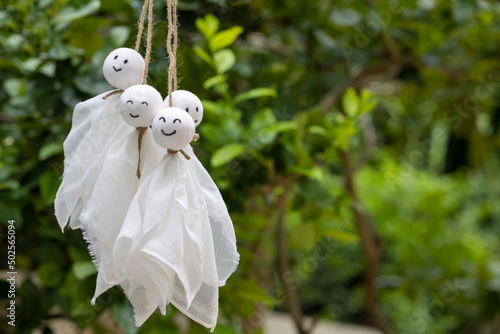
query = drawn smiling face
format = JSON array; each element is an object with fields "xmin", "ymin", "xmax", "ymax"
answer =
[
  {"xmin": 103, "ymin": 48, "xmax": 145, "ymax": 90},
  {"xmin": 119, "ymin": 85, "xmax": 163, "ymax": 127},
  {"xmin": 163, "ymin": 90, "xmax": 203, "ymax": 127},
  {"xmin": 152, "ymin": 107, "xmax": 195, "ymax": 150}
]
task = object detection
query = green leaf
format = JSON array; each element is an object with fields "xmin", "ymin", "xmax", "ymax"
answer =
[
  {"xmin": 329, "ymin": 8, "xmax": 362, "ymax": 27},
  {"xmin": 211, "ymin": 143, "xmax": 246, "ymax": 167},
  {"xmin": 195, "ymin": 13, "xmax": 219, "ymax": 40},
  {"xmin": 452, "ymin": 0, "xmax": 475, "ymax": 23},
  {"xmin": 249, "ymin": 108, "xmax": 277, "ymax": 132},
  {"xmin": 193, "ymin": 45, "xmax": 214, "ymax": 68},
  {"xmin": 342, "ymin": 87, "xmax": 359, "ymax": 118},
  {"xmin": 112, "ymin": 299, "xmax": 139, "ymax": 334},
  {"xmin": 290, "ymin": 223, "xmax": 316, "ymax": 252},
  {"xmin": 359, "ymin": 88, "xmax": 377, "ymax": 115},
  {"xmin": 38, "ymin": 141, "xmax": 63, "ymax": 161},
  {"xmin": 38, "ymin": 262, "xmax": 64, "ymax": 287},
  {"xmin": 72, "ymin": 261, "xmax": 97, "ymax": 280},
  {"xmin": 4, "ymin": 78, "xmax": 24, "ymax": 97},
  {"xmin": 321, "ymin": 229, "xmax": 358, "ymax": 243},
  {"xmin": 177, "ymin": 1, "xmax": 200, "ymax": 11},
  {"xmin": 203, "ymin": 74, "xmax": 228, "ymax": 89},
  {"xmin": 107, "ymin": 26, "xmax": 130, "ymax": 47},
  {"xmin": 64, "ymin": 18, "xmax": 105, "ymax": 56},
  {"xmin": 234, "ymin": 88, "xmax": 278, "ymax": 105},
  {"xmin": 210, "ymin": 26, "xmax": 244, "ymax": 52},
  {"xmin": 51, "ymin": 1, "xmax": 101, "ymax": 24},
  {"xmin": 308, "ymin": 125, "xmax": 328, "ymax": 137},
  {"xmin": 333, "ymin": 121, "xmax": 357, "ymax": 150},
  {"xmin": 214, "ymin": 49, "xmax": 236, "ymax": 74},
  {"xmin": 40, "ymin": 170, "xmax": 60, "ymax": 204}
]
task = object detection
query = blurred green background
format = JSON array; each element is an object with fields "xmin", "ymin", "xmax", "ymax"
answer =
[{"xmin": 1, "ymin": 0, "xmax": 500, "ymax": 333}]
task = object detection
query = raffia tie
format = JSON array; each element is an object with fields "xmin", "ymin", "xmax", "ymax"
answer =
[
  {"xmin": 167, "ymin": 148, "xmax": 190, "ymax": 160},
  {"xmin": 192, "ymin": 133, "xmax": 199, "ymax": 141},
  {"xmin": 102, "ymin": 89, "xmax": 124, "ymax": 100},
  {"xmin": 136, "ymin": 127, "xmax": 148, "ymax": 178}
]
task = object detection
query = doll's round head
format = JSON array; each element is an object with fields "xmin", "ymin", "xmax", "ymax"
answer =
[
  {"xmin": 103, "ymin": 48, "xmax": 145, "ymax": 90},
  {"xmin": 163, "ymin": 90, "xmax": 203, "ymax": 127},
  {"xmin": 152, "ymin": 107, "xmax": 195, "ymax": 151},
  {"xmin": 119, "ymin": 85, "xmax": 163, "ymax": 128}
]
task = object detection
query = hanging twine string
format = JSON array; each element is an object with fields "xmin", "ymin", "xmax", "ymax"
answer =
[
  {"xmin": 142, "ymin": 0, "xmax": 154, "ymax": 84},
  {"xmin": 136, "ymin": 127, "xmax": 148, "ymax": 178},
  {"xmin": 166, "ymin": 0, "xmax": 178, "ymax": 107},
  {"xmin": 134, "ymin": 0, "xmax": 154, "ymax": 83},
  {"xmin": 167, "ymin": 148, "xmax": 190, "ymax": 160},
  {"xmin": 135, "ymin": 0, "xmax": 154, "ymax": 179},
  {"xmin": 134, "ymin": 0, "xmax": 149, "ymax": 52}
]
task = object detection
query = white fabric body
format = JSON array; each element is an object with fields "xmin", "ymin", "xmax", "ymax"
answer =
[
  {"xmin": 55, "ymin": 91, "xmax": 129, "ymax": 230},
  {"xmin": 80, "ymin": 129, "xmax": 159, "ymax": 303},
  {"xmin": 113, "ymin": 153, "xmax": 219, "ymax": 330},
  {"xmin": 182, "ymin": 145, "xmax": 239, "ymax": 286}
]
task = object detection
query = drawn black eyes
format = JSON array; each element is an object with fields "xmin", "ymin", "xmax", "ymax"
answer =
[
  {"xmin": 196, "ymin": 107, "xmax": 199, "ymax": 112},
  {"xmin": 126, "ymin": 100, "xmax": 133, "ymax": 104},
  {"xmin": 142, "ymin": 101, "xmax": 148, "ymax": 106},
  {"xmin": 159, "ymin": 117, "xmax": 181, "ymax": 123},
  {"xmin": 186, "ymin": 108, "xmax": 189, "ymax": 112},
  {"xmin": 124, "ymin": 59, "xmax": 128, "ymax": 64},
  {"xmin": 114, "ymin": 55, "xmax": 118, "ymax": 59}
]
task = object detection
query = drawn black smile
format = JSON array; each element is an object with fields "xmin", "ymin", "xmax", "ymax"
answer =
[
  {"xmin": 129, "ymin": 113, "xmax": 139, "ymax": 118},
  {"xmin": 194, "ymin": 120, "xmax": 198, "ymax": 123},
  {"xmin": 113, "ymin": 66, "xmax": 122, "ymax": 72},
  {"xmin": 161, "ymin": 129, "xmax": 176, "ymax": 136}
]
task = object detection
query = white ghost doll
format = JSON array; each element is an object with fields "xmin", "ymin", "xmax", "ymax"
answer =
[
  {"xmin": 113, "ymin": 107, "xmax": 220, "ymax": 329},
  {"xmin": 80, "ymin": 84, "xmax": 163, "ymax": 303},
  {"xmin": 163, "ymin": 90, "xmax": 239, "ymax": 287},
  {"xmin": 55, "ymin": 48, "xmax": 145, "ymax": 231},
  {"xmin": 163, "ymin": 90, "xmax": 204, "ymax": 126}
]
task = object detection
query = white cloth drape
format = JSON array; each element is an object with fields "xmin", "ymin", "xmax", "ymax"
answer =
[
  {"xmin": 113, "ymin": 153, "xmax": 220, "ymax": 330},
  {"xmin": 55, "ymin": 91, "xmax": 130, "ymax": 230},
  {"xmin": 80, "ymin": 129, "xmax": 159, "ymax": 303}
]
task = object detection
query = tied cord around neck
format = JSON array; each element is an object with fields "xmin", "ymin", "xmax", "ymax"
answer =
[
  {"xmin": 102, "ymin": 89, "xmax": 124, "ymax": 100},
  {"xmin": 134, "ymin": 0, "xmax": 155, "ymax": 179},
  {"xmin": 167, "ymin": 148, "xmax": 191, "ymax": 160},
  {"xmin": 136, "ymin": 127, "xmax": 148, "ymax": 178},
  {"xmin": 166, "ymin": 0, "xmax": 178, "ymax": 107}
]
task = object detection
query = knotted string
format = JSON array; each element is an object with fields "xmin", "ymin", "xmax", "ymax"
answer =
[
  {"xmin": 102, "ymin": 89, "xmax": 124, "ymax": 100},
  {"xmin": 167, "ymin": 148, "xmax": 191, "ymax": 160},
  {"xmin": 166, "ymin": 0, "xmax": 178, "ymax": 107},
  {"xmin": 136, "ymin": 127, "xmax": 148, "ymax": 178}
]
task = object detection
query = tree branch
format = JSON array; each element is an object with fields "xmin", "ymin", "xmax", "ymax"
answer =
[
  {"xmin": 337, "ymin": 149, "xmax": 393, "ymax": 334},
  {"xmin": 276, "ymin": 185, "xmax": 307, "ymax": 334}
]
